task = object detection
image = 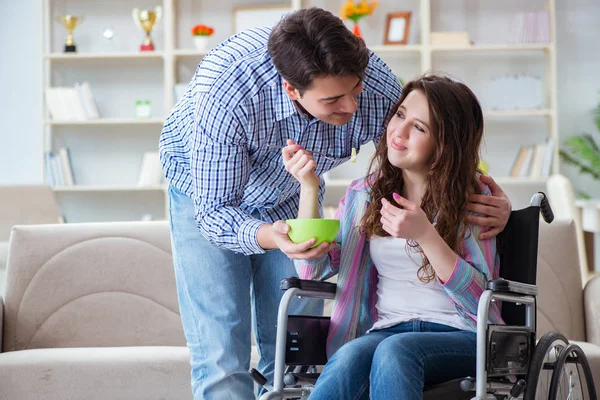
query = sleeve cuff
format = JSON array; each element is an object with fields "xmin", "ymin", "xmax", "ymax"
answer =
[
  {"xmin": 237, "ymin": 218, "xmax": 267, "ymax": 255},
  {"xmin": 439, "ymin": 258, "xmax": 477, "ymax": 294}
]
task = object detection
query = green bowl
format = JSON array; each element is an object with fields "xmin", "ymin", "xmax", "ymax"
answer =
[{"xmin": 286, "ymin": 218, "xmax": 340, "ymax": 248}]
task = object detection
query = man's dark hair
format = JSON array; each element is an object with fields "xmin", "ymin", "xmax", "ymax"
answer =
[{"xmin": 268, "ymin": 7, "xmax": 370, "ymax": 95}]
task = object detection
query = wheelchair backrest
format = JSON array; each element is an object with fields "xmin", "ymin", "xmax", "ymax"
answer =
[{"xmin": 497, "ymin": 205, "xmax": 541, "ymax": 326}]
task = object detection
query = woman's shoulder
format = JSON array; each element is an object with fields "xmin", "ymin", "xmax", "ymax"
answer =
[{"xmin": 347, "ymin": 174, "xmax": 375, "ymax": 193}]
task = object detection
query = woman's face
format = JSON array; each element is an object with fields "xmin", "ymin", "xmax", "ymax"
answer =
[{"xmin": 386, "ymin": 89, "xmax": 436, "ymax": 175}]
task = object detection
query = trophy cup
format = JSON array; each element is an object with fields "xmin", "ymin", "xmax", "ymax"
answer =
[
  {"xmin": 57, "ymin": 15, "xmax": 83, "ymax": 53},
  {"xmin": 132, "ymin": 6, "xmax": 162, "ymax": 51}
]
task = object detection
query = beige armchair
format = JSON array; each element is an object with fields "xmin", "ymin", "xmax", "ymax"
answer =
[{"xmin": 536, "ymin": 218, "xmax": 600, "ymax": 386}]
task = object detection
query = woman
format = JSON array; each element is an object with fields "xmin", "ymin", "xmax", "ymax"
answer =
[{"xmin": 282, "ymin": 74, "xmax": 505, "ymax": 399}]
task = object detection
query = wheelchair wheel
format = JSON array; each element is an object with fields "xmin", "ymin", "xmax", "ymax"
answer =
[
  {"xmin": 524, "ymin": 331, "xmax": 569, "ymax": 400},
  {"xmin": 548, "ymin": 343, "xmax": 596, "ymax": 400}
]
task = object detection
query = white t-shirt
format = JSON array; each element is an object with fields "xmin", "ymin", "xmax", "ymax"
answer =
[{"xmin": 369, "ymin": 235, "xmax": 471, "ymax": 331}]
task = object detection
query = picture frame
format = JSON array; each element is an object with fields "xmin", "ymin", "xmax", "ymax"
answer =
[
  {"xmin": 232, "ymin": 5, "xmax": 292, "ymax": 34},
  {"xmin": 384, "ymin": 12, "xmax": 412, "ymax": 45}
]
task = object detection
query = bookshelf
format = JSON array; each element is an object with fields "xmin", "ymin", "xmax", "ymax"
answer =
[{"xmin": 42, "ymin": 0, "xmax": 558, "ymax": 220}]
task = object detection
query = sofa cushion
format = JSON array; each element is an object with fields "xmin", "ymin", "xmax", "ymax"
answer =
[
  {"xmin": 0, "ymin": 345, "xmax": 260, "ymax": 400},
  {"xmin": 0, "ymin": 346, "xmax": 193, "ymax": 400},
  {"xmin": 3, "ymin": 222, "xmax": 185, "ymax": 352}
]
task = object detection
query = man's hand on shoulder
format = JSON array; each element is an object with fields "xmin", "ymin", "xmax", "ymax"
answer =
[{"xmin": 466, "ymin": 175, "xmax": 512, "ymax": 240}]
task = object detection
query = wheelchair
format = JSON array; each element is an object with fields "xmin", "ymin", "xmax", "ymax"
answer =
[{"xmin": 250, "ymin": 192, "xmax": 597, "ymax": 399}]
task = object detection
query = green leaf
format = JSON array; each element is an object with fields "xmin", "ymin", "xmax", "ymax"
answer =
[
  {"xmin": 562, "ymin": 136, "xmax": 600, "ymax": 175},
  {"xmin": 559, "ymin": 149, "xmax": 600, "ymax": 180}
]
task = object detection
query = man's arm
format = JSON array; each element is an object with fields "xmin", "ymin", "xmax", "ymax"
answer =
[
  {"xmin": 190, "ymin": 95, "xmax": 267, "ymax": 255},
  {"xmin": 466, "ymin": 175, "xmax": 512, "ymax": 240}
]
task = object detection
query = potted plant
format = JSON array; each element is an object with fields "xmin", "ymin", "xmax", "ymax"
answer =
[
  {"xmin": 339, "ymin": 0, "xmax": 378, "ymax": 38},
  {"xmin": 559, "ymin": 96, "xmax": 600, "ymax": 198},
  {"xmin": 191, "ymin": 24, "xmax": 214, "ymax": 52}
]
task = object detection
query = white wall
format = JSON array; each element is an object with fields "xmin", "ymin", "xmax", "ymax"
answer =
[
  {"xmin": 0, "ymin": 0, "xmax": 599, "ymax": 196},
  {"xmin": 556, "ymin": 0, "xmax": 600, "ymax": 198},
  {"xmin": 0, "ymin": 0, "xmax": 43, "ymax": 184}
]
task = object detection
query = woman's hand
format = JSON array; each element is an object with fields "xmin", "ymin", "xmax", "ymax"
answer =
[
  {"xmin": 380, "ymin": 193, "xmax": 433, "ymax": 242},
  {"xmin": 282, "ymin": 139, "xmax": 320, "ymax": 190},
  {"xmin": 466, "ymin": 175, "xmax": 512, "ymax": 240}
]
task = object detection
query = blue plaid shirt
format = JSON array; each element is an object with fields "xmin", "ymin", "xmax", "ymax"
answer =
[{"xmin": 160, "ymin": 27, "xmax": 402, "ymax": 255}]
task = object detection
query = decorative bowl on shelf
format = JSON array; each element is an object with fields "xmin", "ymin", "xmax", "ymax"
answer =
[{"xmin": 286, "ymin": 218, "xmax": 340, "ymax": 247}]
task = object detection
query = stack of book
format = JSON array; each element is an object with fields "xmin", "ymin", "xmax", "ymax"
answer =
[
  {"xmin": 45, "ymin": 147, "xmax": 75, "ymax": 186},
  {"xmin": 509, "ymin": 138, "xmax": 554, "ymax": 178},
  {"xmin": 45, "ymin": 81, "xmax": 100, "ymax": 121}
]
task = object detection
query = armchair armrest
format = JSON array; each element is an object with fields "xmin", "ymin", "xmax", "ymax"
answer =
[
  {"xmin": 584, "ymin": 274, "xmax": 600, "ymax": 346},
  {"xmin": 280, "ymin": 277, "xmax": 337, "ymax": 296},
  {"xmin": 487, "ymin": 278, "xmax": 538, "ymax": 296}
]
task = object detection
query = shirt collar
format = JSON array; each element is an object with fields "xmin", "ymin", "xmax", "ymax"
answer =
[{"xmin": 274, "ymin": 77, "xmax": 302, "ymax": 122}]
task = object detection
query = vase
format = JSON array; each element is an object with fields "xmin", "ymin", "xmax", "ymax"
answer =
[
  {"xmin": 352, "ymin": 22, "xmax": 362, "ymax": 38},
  {"xmin": 194, "ymin": 36, "xmax": 209, "ymax": 52}
]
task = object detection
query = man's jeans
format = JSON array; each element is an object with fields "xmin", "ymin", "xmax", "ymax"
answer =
[
  {"xmin": 168, "ymin": 186, "xmax": 322, "ymax": 399},
  {"xmin": 309, "ymin": 320, "xmax": 477, "ymax": 400}
]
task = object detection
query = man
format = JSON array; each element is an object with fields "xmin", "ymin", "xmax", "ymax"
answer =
[{"xmin": 159, "ymin": 7, "xmax": 511, "ymax": 399}]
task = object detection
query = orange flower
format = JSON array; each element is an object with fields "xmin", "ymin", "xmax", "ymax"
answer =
[
  {"xmin": 191, "ymin": 24, "xmax": 215, "ymax": 36},
  {"xmin": 340, "ymin": 0, "xmax": 377, "ymax": 23}
]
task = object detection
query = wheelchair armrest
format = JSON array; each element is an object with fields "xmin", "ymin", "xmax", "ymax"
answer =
[
  {"xmin": 280, "ymin": 277, "xmax": 337, "ymax": 295},
  {"xmin": 487, "ymin": 278, "xmax": 538, "ymax": 296}
]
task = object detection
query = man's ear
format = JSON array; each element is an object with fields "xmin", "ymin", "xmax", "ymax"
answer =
[{"xmin": 283, "ymin": 80, "xmax": 300, "ymax": 101}]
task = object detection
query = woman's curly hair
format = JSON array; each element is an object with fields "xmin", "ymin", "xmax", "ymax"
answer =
[{"xmin": 360, "ymin": 74, "xmax": 485, "ymax": 283}]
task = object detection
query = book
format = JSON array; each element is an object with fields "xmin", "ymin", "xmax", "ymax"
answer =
[
  {"xmin": 75, "ymin": 81, "xmax": 100, "ymax": 119},
  {"xmin": 540, "ymin": 138, "xmax": 555, "ymax": 177},
  {"xmin": 509, "ymin": 146, "xmax": 529, "ymax": 177},
  {"xmin": 58, "ymin": 147, "xmax": 75, "ymax": 186},
  {"xmin": 518, "ymin": 145, "xmax": 534, "ymax": 177},
  {"xmin": 529, "ymin": 142, "xmax": 547, "ymax": 178}
]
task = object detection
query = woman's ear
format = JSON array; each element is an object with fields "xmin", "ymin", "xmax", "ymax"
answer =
[{"xmin": 283, "ymin": 80, "xmax": 300, "ymax": 100}]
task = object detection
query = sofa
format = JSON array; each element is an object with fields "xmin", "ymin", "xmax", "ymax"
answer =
[
  {"xmin": 0, "ymin": 218, "xmax": 598, "ymax": 399},
  {"xmin": 0, "ymin": 221, "xmax": 258, "ymax": 399}
]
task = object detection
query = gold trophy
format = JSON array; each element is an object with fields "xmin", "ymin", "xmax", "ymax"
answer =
[
  {"xmin": 57, "ymin": 15, "xmax": 83, "ymax": 53},
  {"xmin": 132, "ymin": 6, "xmax": 162, "ymax": 51}
]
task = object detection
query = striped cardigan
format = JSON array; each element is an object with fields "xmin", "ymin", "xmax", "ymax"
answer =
[{"xmin": 295, "ymin": 176, "xmax": 504, "ymax": 358}]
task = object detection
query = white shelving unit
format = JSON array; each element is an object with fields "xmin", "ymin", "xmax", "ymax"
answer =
[
  {"xmin": 42, "ymin": 0, "xmax": 558, "ymax": 220},
  {"xmin": 41, "ymin": 0, "xmax": 300, "ymax": 222}
]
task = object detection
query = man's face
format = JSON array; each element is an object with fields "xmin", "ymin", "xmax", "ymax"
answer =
[{"xmin": 284, "ymin": 75, "xmax": 363, "ymax": 126}]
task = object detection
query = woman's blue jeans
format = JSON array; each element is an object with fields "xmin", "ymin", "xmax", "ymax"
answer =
[
  {"xmin": 168, "ymin": 186, "xmax": 321, "ymax": 399},
  {"xmin": 309, "ymin": 320, "xmax": 477, "ymax": 400}
]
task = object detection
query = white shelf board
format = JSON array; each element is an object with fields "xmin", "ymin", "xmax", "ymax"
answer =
[
  {"xmin": 53, "ymin": 185, "xmax": 167, "ymax": 192},
  {"xmin": 45, "ymin": 52, "xmax": 165, "ymax": 60},
  {"xmin": 494, "ymin": 176, "xmax": 548, "ymax": 184},
  {"xmin": 370, "ymin": 45, "xmax": 422, "ymax": 53},
  {"xmin": 430, "ymin": 43, "xmax": 550, "ymax": 52},
  {"xmin": 45, "ymin": 118, "xmax": 165, "ymax": 126},
  {"xmin": 174, "ymin": 49, "xmax": 208, "ymax": 58},
  {"xmin": 484, "ymin": 109, "xmax": 552, "ymax": 117},
  {"xmin": 325, "ymin": 179, "xmax": 354, "ymax": 187}
]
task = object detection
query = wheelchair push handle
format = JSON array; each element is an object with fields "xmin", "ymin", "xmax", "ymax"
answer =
[{"xmin": 530, "ymin": 192, "xmax": 554, "ymax": 223}]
